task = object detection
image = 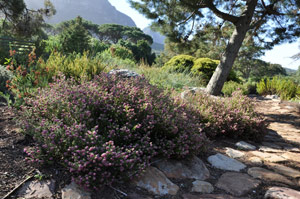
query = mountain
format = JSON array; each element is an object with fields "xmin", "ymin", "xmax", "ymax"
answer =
[
  {"xmin": 24, "ymin": 0, "xmax": 136, "ymax": 27},
  {"xmin": 143, "ymin": 26, "xmax": 165, "ymax": 44},
  {"xmin": 284, "ymin": 67, "xmax": 297, "ymax": 75}
]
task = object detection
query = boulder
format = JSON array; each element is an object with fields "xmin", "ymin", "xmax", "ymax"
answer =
[{"xmin": 154, "ymin": 156, "xmax": 210, "ymax": 180}]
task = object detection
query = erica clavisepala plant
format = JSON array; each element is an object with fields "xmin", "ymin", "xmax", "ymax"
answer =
[{"xmin": 19, "ymin": 73, "xmax": 206, "ymax": 190}]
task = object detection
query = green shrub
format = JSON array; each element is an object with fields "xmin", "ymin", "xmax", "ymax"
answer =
[
  {"xmin": 191, "ymin": 58, "xmax": 239, "ymax": 84},
  {"xmin": 257, "ymin": 76, "xmax": 299, "ymax": 100},
  {"xmin": 19, "ymin": 74, "xmax": 206, "ymax": 190},
  {"xmin": 110, "ymin": 45, "xmax": 135, "ymax": 61},
  {"xmin": 0, "ymin": 65, "xmax": 13, "ymax": 94},
  {"xmin": 38, "ymin": 52, "xmax": 106, "ymax": 81},
  {"xmin": 162, "ymin": 55, "xmax": 195, "ymax": 73},
  {"xmin": 131, "ymin": 65, "xmax": 205, "ymax": 91},
  {"xmin": 222, "ymin": 81, "xmax": 249, "ymax": 96},
  {"xmin": 191, "ymin": 58, "xmax": 219, "ymax": 83}
]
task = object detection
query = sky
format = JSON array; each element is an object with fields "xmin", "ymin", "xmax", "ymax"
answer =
[{"xmin": 108, "ymin": 0, "xmax": 300, "ymax": 70}]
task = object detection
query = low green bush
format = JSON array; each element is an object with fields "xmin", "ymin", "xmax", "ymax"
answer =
[
  {"xmin": 191, "ymin": 58, "xmax": 239, "ymax": 84},
  {"xmin": 37, "ymin": 51, "xmax": 106, "ymax": 81},
  {"xmin": 110, "ymin": 45, "xmax": 135, "ymax": 61},
  {"xmin": 19, "ymin": 74, "xmax": 206, "ymax": 190},
  {"xmin": 257, "ymin": 76, "xmax": 299, "ymax": 100},
  {"xmin": 162, "ymin": 55, "xmax": 195, "ymax": 73},
  {"xmin": 222, "ymin": 81, "xmax": 249, "ymax": 97},
  {"xmin": 191, "ymin": 58, "xmax": 219, "ymax": 83}
]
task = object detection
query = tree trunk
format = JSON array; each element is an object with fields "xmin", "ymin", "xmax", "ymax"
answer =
[{"xmin": 206, "ymin": 0, "xmax": 257, "ymax": 96}]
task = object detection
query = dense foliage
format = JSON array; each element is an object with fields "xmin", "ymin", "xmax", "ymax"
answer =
[
  {"xmin": 257, "ymin": 76, "xmax": 300, "ymax": 100},
  {"xmin": 20, "ymin": 74, "xmax": 205, "ymax": 189},
  {"xmin": 162, "ymin": 55, "xmax": 195, "ymax": 73}
]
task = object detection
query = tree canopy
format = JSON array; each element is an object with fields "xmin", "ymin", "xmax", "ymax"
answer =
[
  {"xmin": 129, "ymin": 0, "xmax": 300, "ymax": 95},
  {"xmin": 0, "ymin": 0, "xmax": 56, "ymax": 37}
]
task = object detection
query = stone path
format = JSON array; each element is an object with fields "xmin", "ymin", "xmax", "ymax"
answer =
[{"xmin": 14, "ymin": 96, "xmax": 300, "ymax": 198}]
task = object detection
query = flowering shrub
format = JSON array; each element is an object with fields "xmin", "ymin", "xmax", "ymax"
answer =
[
  {"xmin": 186, "ymin": 91, "xmax": 267, "ymax": 141},
  {"xmin": 19, "ymin": 73, "xmax": 205, "ymax": 190}
]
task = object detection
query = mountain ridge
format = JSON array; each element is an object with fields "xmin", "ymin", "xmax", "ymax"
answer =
[{"xmin": 24, "ymin": 0, "xmax": 136, "ymax": 27}]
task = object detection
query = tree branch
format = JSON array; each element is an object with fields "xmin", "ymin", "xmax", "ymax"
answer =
[{"xmin": 206, "ymin": 1, "xmax": 239, "ymax": 24}]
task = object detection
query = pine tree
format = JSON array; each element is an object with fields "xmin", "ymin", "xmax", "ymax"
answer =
[{"xmin": 59, "ymin": 16, "xmax": 91, "ymax": 54}]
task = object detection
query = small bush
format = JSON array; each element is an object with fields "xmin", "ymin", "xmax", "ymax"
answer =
[
  {"xmin": 110, "ymin": 45, "xmax": 135, "ymax": 61},
  {"xmin": 186, "ymin": 91, "xmax": 267, "ymax": 141},
  {"xmin": 19, "ymin": 74, "xmax": 206, "ymax": 190},
  {"xmin": 191, "ymin": 58, "xmax": 219, "ymax": 83},
  {"xmin": 257, "ymin": 76, "xmax": 299, "ymax": 100},
  {"xmin": 37, "ymin": 51, "xmax": 106, "ymax": 81},
  {"xmin": 222, "ymin": 81, "xmax": 249, "ymax": 97},
  {"xmin": 191, "ymin": 58, "xmax": 239, "ymax": 84},
  {"xmin": 162, "ymin": 55, "xmax": 195, "ymax": 73}
]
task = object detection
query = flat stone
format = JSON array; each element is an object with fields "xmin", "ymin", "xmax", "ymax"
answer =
[
  {"xmin": 236, "ymin": 141, "xmax": 256, "ymax": 150},
  {"xmin": 182, "ymin": 193, "xmax": 248, "ymax": 199},
  {"xmin": 17, "ymin": 180, "xmax": 55, "ymax": 199},
  {"xmin": 225, "ymin": 147, "xmax": 245, "ymax": 159},
  {"xmin": 248, "ymin": 167, "xmax": 294, "ymax": 186},
  {"xmin": 264, "ymin": 187, "xmax": 300, "ymax": 199},
  {"xmin": 248, "ymin": 157, "xmax": 263, "ymax": 166},
  {"xmin": 259, "ymin": 146, "xmax": 283, "ymax": 153},
  {"xmin": 282, "ymin": 152, "xmax": 300, "ymax": 163},
  {"xmin": 155, "ymin": 156, "xmax": 210, "ymax": 180},
  {"xmin": 283, "ymin": 147, "xmax": 300, "ymax": 152},
  {"xmin": 208, "ymin": 153, "xmax": 246, "ymax": 171},
  {"xmin": 62, "ymin": 182, "xmax": 91, "ymax": 199},
  {"xmin": 191, "ymin": 181, "xmax": 214, "ymax": 193},
  {"xmin": 266, "ymin": 163, "xmax": 300, "ymax": 178},
  {"xmin": 134, "ymin": 166, "xmax": 179, "ymax": 196},
  {"xmin": 251, "ymin": 151, "xmax": 286, "ymax": 163},
  {"xmin": 215, "ymin": 172, "xmax": 261, "ymax": 196}
]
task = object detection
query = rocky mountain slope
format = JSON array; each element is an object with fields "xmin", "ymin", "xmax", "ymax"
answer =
[{"xmin": 24, "ymin": 0, "xmax": 136, "ymax": 27}]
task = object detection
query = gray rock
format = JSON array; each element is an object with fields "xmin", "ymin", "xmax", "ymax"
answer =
[
  {"xmin": 248, "ymin": 167, "xmax": 294, "ymax": 185},
  {"xmin": 191, "ymin": 181, "xmax": 214, "ymax": 193},
  {"xmin": 108, "ymin": 69, "xmax": 140, "ymax": 78},
  {"xmin": 215, "ymin": 172, "xmax": 261, "ymax": 196},
  {"xmin": 154, "ymin": 156, "xmax": 210, "ymax": 180},
  {"xmin": 235, "ymin": 141, "xmax": 256, "ymax": 150},
  {"xmin": 133, "ymin": 166, "xmax": 179, "ymax": 196},
  {"xmin": 264, "ymin": 187, "xmax": 300, "ymax": 199},
  {"xmin": 17, "ymin": 180, "xmax": 55, "ymax": 199},
  {"xmin": 207, "ymin": 153, "xmax": 246, "ymax": 171},
  {"xmin": 62, "ymin": 182, "xmax": 91, "ymax": 199},
  {"xmin": 266, "ymin": 163, "xmax": 300, "ymax": 178},
  {"xmin": 225, "ymin": 147, "xmax": 245, "ymax": 159},
  {"xmin": 181, "ymin": 87, "xmax": 206, "ymax": 99}
]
